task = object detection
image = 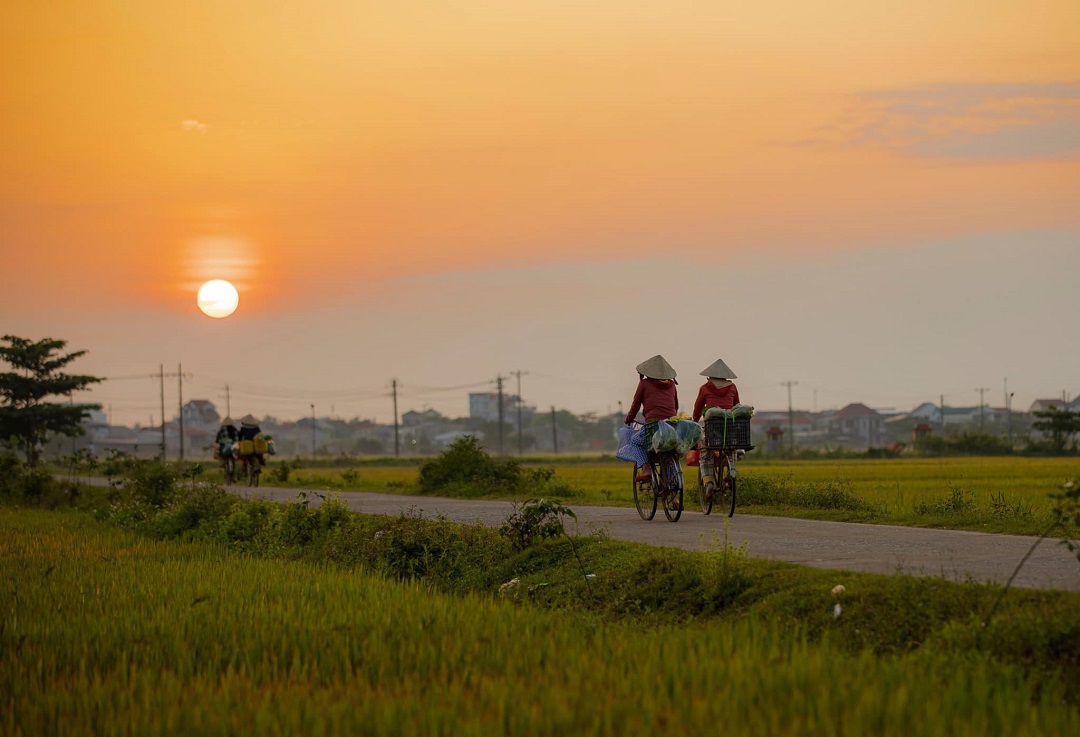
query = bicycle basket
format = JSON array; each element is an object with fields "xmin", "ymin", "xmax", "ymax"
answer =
[{"xmin": 704, "ymin": 417, "xmax": 752, "ymax": 448}]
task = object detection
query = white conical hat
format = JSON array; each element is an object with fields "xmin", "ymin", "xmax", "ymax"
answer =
[
  {"xmin": 700, "ymin": 359, "xmax": 737, "ymax": 379},
  {"xmin": 221, "ymin": 416, "xmax": 235, "ymax": 426},
  {"xmin": 635, "ymin": 355, "xmax": 676, "ymax": 380},
  {"xmin": 240, "ymin": 414, "xmax": 259, "ymax": 425}
]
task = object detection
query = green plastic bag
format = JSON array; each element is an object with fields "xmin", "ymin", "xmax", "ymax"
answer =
[
  {"xmin": 649, "ymin": 421, "xmax": 679, "ymax": 452},
  {"xmin": 675, "ymin": 420, "xmax": 703, "ymax": 456}
]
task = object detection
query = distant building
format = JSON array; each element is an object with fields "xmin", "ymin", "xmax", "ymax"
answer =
[
  {"xmin": 908, "ymin": 402, "xmax": 1001, "ymax": 426},
  {"xmin": 827, "ymin": 403, "xmax": 885, "ymax": 446},
  {"xmin": 1030, "ymin": 398, "xmax": 1070, "ymax": 413},
  {"xmin": 468, "ymin": 392, "xmax": 530, "ymax": 422},
  {"xmin": 402, "ymin": 409, "xmax": 444, "ymax": 427},
  {"xmin": 181, "ymin": 399, "xmax": 220, "ymax": 427}
]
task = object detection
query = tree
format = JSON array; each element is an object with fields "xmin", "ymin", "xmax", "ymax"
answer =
[
  {"xmin": 0, "ymin": 335, "xmax": 103, "ymax": 464},
  {"xmin": 1031, "ymin": 407, "xmax": 1080, "ymax": 453}
]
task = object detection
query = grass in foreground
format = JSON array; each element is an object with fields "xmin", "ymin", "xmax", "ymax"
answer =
[{"xmin": 3, "ymin": 507, "xmax": 1078, "ymax": 736}]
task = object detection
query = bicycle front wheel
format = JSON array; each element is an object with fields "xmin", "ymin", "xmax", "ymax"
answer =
[
  {"xmin": 633, "ymin": 464, "xmax": 657, "ymax": 521},
  {"xmin": 661, "ymin": 454, "xmax": 683, "ymax": 522}
]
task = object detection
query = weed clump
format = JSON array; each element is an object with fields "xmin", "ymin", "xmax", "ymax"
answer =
[{"xmin": 914, "ymin": 485, "xmax": 977, "ymax": 516}]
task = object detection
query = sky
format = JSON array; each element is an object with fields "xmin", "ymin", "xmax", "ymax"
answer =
[{"xmin": 2, "ymin": 1, "xmax": 1078, "ymax": 426}]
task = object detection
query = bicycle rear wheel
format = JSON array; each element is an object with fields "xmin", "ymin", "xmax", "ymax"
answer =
[
  {"xmin": 633, "ymin": 464, "xmax": 657, "ymax": 520},
  {"xmin": 661, "ymin": 453, "xmax": 683, "ymax": 522},
  {"xmin": 697, "ymin": 463, "xmax": 714, "ymax": 515},
  {"xmin": 719, "ymin": 455, "xmax": 736, "ymax": 518}
]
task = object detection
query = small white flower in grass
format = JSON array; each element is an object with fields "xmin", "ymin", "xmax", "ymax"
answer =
[
  {"xmin": 585, "ymin": 574, "xmax": 597, "ymax": 581},
  {"xmin": 374, "ymin": 531, "xmax": 385, "ymax": 540},
  {"xmin": 831, "ymin": 584, "xmax": 846, "ymax": 596},
  {"xmin": 499, "ymin": 578, "xmax": 520, "ymax": 596},
  {"xmin": 834, "ymin": 603, "xmax": 842, "ymax": 618}
]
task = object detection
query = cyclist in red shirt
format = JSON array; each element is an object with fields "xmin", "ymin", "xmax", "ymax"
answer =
[
  {"xmin": 624, "ymin": 354, "xmax": 679, "ymax": 481},
  {"xmin": 693, "ymin": 359, "xmax": 740, "ymax": 496}
]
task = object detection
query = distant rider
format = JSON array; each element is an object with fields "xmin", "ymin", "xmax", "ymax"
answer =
[{"xmin": 238, "ymin": 414, "xmax": 265, "ymax": 466}]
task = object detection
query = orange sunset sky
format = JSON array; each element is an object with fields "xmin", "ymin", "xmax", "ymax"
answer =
[{"xmin": 2, "ymin": 1, "xmax": 1078, "ymax": 426}]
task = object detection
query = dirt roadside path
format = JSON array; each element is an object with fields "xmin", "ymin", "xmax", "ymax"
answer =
[{"xmin": 238, "ymin": 485, "xmax": 1079, "ymax": 591}]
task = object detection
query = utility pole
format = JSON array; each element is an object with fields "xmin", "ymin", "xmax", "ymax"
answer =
[
  {"xmin": 225, "ymin": 384, "xmax": 231, "ymax": 418},
  {"xmin": 178, "ymin": 364, "xmax": 184, "ymax": 460},
  {"xmin": 551, "ymin": 406, "xmax": 558, "ymax": 454},
  {"xmin": 159, "ymin": 364, "xmax": 166, "ymax": 458},
  {"xmin": 1004, "ymin": 377, "xmax": 1014, "ymax": 447},
  {"xmin": 392, "ymin": 379, "xmax": 400, "ymax": 457},
  {"xmin": 310, "ymin": 403, "xmax": 316, "ymax": 458},
  {"xmin": 940, "ymin": 394, "xmax": 946, "ymax": 431},
  {"xmin": 782, "ymin": 381, "xmax": 798, "ymax": 453},
  {"xmin": 976, "ymin": 387, "xmax": 989, "ymax": 432},
  {"xmin": 155, "ymin": 364, "xmax": 189, "ymax": 460},
  {"xmin": 512, "ymin": 370, "xmax": 528, "ymax": 455},
  {"xmin": 496, "ymin": 375, "xmax": 505, "ymax": 455}
]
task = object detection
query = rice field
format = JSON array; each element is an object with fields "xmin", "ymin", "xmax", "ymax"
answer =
[
  {"xmin": 3, "ymin": 508, "xmax": 1076, "ymax": 736},
  {"xmin": 262, "ymin": 456, "xmax": 1080, "ymax": 534}
]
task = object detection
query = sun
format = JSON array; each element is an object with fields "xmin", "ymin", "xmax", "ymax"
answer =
[{"xmin": 197, "ymin": 280, "xmax": 239, "ymax": 318}]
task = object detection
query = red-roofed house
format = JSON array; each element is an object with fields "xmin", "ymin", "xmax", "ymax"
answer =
[{"xmin": 827, "ymin": 403, "xmax": 885, "ymax": 447}]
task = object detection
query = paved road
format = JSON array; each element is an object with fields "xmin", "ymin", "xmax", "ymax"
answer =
[{"xmin": 238, "ymin": 486, "xmax": 1080, "ymax": 592}]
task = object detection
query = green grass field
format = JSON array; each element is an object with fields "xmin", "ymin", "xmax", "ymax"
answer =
[
  {"xmin": 252, "ymin": 455, "xmax": 1079, "ymax": 535},
  {"xmin": 4, "ymin": 507, "xmax": 1077, "ymax": 736}
]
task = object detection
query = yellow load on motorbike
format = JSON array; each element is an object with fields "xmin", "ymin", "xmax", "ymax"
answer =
[
  {"xmin": 253, "ymin": 433, "xmax": 269, "ymax": 454},
  {"xmin": 238, "ymin": 439, "xmax": 255, "ymax": 455}
]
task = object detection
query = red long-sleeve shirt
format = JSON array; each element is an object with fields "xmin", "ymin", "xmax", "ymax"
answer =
[
  {"xmin": 625, "ymin": 378, "xmax": 678, "ymax": 424},
  {"xmin": 692, "ymin": 381, "xmax": 740, "ymax": 421}
]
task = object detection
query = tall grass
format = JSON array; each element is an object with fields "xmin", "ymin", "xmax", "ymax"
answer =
[{"xmin": 3, "ymin": 508, "xmax": 1076, "ymax": 736}]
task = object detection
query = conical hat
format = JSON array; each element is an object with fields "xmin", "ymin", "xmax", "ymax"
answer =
[
  {"xmin": 700, "ymin": 359, "xmax": 737, "ymax": 380},
  {"xmin": 635, "ymin": 355, "xmax": 676, "ymax": 380},
  {"xmin": 221, "ymin": 416, "xmax": 235, "ymax": 426},
  {"xmin": 239, "ymin": 414, "xmax": 258, "ymax": 425}
]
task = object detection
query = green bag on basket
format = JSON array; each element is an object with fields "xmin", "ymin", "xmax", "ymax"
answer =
[
  {"xmin": 649, "ymin": 421, "xmax": 679, "ymax": 453},
  {"xmin": 675, "ymin": 420, "xmax": 703, "ymax": 456}
]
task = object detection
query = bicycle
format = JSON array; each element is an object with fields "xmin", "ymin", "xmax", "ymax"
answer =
[
  {"xmin": 240, "ymin": 453, "xmax": 262, "ymax": 487},
  {"xmin": 221, "ymin": 454, "xmax": 236, "ymax": 485},
  {"xmin": 629, "ymin": 420, "xmax": 684, "ymax": 522},
  {"xmin": 696, "ymin": 415, "xmax": 754, "ymax": 518},
  {"xmin": 215, "ymin": 441, "xmax": 236, "ymax": 485}
]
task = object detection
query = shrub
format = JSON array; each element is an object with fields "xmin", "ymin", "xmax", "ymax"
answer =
[
  {"xmin": 0, "ymin": 454, "xmax": 61, "ymax": 504},
  {"xmin": 915, "ymin": 432, "xmax": 1015, "ymax": 456},
  {"xmin": 418, "ymin": 436, "xmax": 521, "ymax": 494},
  {"xmin": 417, "ymin": 436, "xmax": 586, "ymax": 499},
  {"xmin": 145, "ymin": 483, "xmax": 238, "ymax": 539},
  {"xmin": 126, "ymin": 460, "xmax": 182, "ymax": 508}
]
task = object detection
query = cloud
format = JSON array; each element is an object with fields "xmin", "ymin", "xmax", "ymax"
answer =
[
  {"xmin": 807, "ymin": 82, "xmax": 1080, "ymax": 161},
  {"xmin": 180, "ymin": 119, "xmax": 208, "ymax": 133}
]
